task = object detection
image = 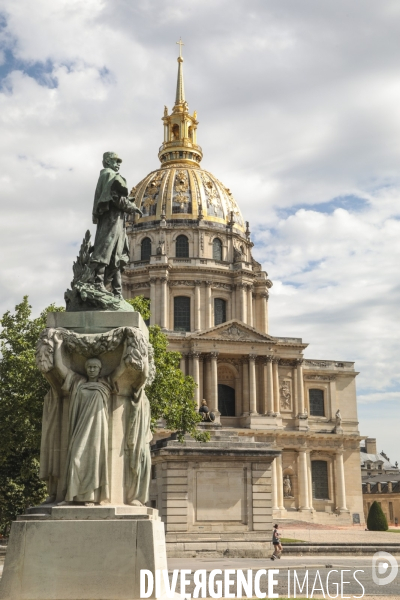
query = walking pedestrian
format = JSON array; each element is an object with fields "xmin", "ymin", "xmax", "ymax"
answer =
[{"xmin": 270, "ymin": 523, "xmax": 283, "ymax": 560}]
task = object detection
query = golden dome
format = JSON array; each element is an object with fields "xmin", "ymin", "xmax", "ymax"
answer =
[{"xmin": 132, "ymin": 164, "xmax": 245, "ymax": 231}]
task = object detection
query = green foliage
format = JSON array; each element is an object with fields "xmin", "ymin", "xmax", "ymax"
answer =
[
  {"xmin": 127, "ymin": 297, "xmax": 208, "ymax": 442},
  {"xmin": 367, "ymin": 500, "xmax": 389, "ymax": 531},
  {"xmin": 128, "ymin": 295, "xmax": 150, "ymax": 323},
  {"xmin": 0, "ymin": 297, "xmax": 64, "ymax": 535}
]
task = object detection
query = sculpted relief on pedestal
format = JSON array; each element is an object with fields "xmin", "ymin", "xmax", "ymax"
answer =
[{"xmin": 36, "ymin": 325, "xmax": 155, "ymax": 506}]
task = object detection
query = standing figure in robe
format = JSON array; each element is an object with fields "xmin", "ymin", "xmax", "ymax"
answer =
[
  {"xmin": 36, "ymin": 326, "xmax": 155, "ymax": 506},
  {"xmin": 52, "ymin": 332, "xmax": 112, "ymax": 504}
]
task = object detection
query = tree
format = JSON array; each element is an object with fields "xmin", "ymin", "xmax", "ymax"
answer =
[
  {"xmin": 367, "ymin": 500, "xmax": 388, "ymax": 531},
  {"xmin": 0, "ymin": 295, "xmax": 206, "ymax": 534},
  {"xmin": 126, "ymin": 297, "xmax": 207, "ymax": 442},
  {"xmin": 0, "ymin": 297, "xmax": 64, "ymax": 535}
]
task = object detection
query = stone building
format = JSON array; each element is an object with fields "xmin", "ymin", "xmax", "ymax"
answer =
[
  {"xmin": 122, "ymin": 48, "xmax": 365, "ymax": 553},
  {"xmin": 361, "ymin": 437, "xmax": 400, "ymax": 526},
  {"xmin": 363, "ymin": 475, "xmax": 400, "ymax": 526}
]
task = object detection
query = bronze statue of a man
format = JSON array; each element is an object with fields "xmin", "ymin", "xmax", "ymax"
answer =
[{"xmin": 90, "ymin": 152, "xmax": 143, "ymax": 298}]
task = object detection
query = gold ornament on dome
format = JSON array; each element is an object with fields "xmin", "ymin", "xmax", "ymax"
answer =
[
  {"xmin": 175, "ymin": 170, "xmax": 189, "ymax": 193},
  {"xmin": 143, "ymin": 196, "xmax": 156, "ymax": 209}
]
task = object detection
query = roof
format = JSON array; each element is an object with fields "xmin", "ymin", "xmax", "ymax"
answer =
[{"xmin": 360, "ymin": 449, "xmax": 397, "ymax": 471}]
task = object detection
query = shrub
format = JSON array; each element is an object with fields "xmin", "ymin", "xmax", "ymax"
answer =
[{"xmin": 367, "ymin": 500, "xmax": 388, "ymax": 531}]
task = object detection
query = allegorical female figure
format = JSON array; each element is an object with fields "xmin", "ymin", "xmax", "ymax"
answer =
[
  {"xmin": 53, "ymin": 332, "xmax": 112, "ymax": 503},
  {"xmin": 37, "ymin": 326, "xmax": 155, "ymax": 506}
]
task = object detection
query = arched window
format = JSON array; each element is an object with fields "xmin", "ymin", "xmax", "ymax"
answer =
[
  {"xmin": 176, "ymin": 235, "xmax": 189, "ymax": 258},
  {"xmin": 309, "ymin": 389, "xmax": 325, "ymax": 416},
  {"xmin": 213, "ymin": 238, "xmax": 223, "ymax": 261},
  {"xmin": 312, "ymin": 461, "xmax": 329, "ymax": 499},
  {"xmin": 214, "ymin": 298, "xmax": 226, "ymax": 326},
  {"xmin": 141, "ymin": 237, "xmax": 151, "ymax": 261},
  {"xmin": 172, "ymin": 124, "xmax": 179, "ymax": 140},
  {"xmin": 174, "ymin": 296, "xmax": 191, "ymax": 331}
]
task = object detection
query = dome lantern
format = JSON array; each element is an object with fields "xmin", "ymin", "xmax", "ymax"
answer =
[{"xmin": 158, "ymin": 39, "xmax": 203, "ymax": 167}]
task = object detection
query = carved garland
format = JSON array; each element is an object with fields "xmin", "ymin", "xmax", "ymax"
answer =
[{"xmin": 36, "ymin": 326, "xmax": 155, "ymax": 385}]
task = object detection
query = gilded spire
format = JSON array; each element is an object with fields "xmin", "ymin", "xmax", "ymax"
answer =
[
  {"xmin": 175, "ymin": 38, "xmax": 185, "ymax": 105},
  {"xmin": 158, "ymin": 41, "xmax": 202, "ymax": 167}
]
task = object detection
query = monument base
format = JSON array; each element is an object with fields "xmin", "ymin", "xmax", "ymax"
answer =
[{"xmin": 0, "ymin": 506, "xmax": 167, "ymax": 600}]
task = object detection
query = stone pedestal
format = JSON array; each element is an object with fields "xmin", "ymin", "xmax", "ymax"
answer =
[
  {"xmin": 0, "ymin": 506, "xmax": 167, "ymax": 600},
  {"xmin": 150, "ymin": 428, "xmax": 280, "ymax": 557}
]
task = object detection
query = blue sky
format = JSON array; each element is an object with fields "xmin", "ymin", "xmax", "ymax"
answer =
[{"xmin": 0, "ymin": 0, "xmax": 400, "ymax": 461}]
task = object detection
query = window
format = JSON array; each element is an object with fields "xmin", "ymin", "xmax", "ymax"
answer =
[
  {"xmin": 141, "ymin": 237, "xmax": 151, "ymax": 261},
  {"xmin": 214, "ymin": 298, "xmax": 226, "ymax": 326},
  {"xmin": 389, "ymin": 502, "xmax": 394, "ymax": 521},
  {"xmin": 213, "ymin": 238, "xmax": 223, "ymax": 260},
  {"xmin": 174, "ymin": 296, "xmax": 191, "ymax": 331},
  {"xmin": 176, "ymin": 235, "xmax": 189, "ymax": 258},
  {"xmin": 309, "ymin": 389, "xmax": 325, "ymax": 416},
  {"xmin": 312, "ymin": 460, "xmax": 329, "ymax": 499},
  {"xmin": 172, "ymin": 124, "xmax": 179, "ymax": 140}
]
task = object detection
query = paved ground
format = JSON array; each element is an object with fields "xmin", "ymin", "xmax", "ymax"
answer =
[
  {"xmin": 276, "ymin": 524, "xmax": 400, "ymax": 544},
  {"xmin": 2, "ymin": 549, "xmax": 400, "ymax": 597}
]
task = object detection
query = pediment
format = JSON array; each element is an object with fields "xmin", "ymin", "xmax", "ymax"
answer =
[{"xmin": 189, "ymin": 320, "xmax": 275, "ymax": 343}]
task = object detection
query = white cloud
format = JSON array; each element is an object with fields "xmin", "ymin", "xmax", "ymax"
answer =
[{"xmin": 0, "ymin": 0, "xmax": 400, "ymax": 459}]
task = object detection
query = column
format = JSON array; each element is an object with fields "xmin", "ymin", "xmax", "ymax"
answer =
[
  {"xmin": 232, "ymin": 284, "xmax": 237, "ymax": 320},
  {"xmin": 277, "ymin": 453, "xmax": 285, "ymax": 510},
  {"xmin": 199, "ymin": 355, "xmax": 204, "ymax": 403},
  {"xmin": 260, "ymin": 292, "xmax": 269, "ymax": 334},
  {"xmin": 194, "ymin": 280, "xmax": 201, "ymax": 331},
  {"xmin": 248, "ymin": 354, "xmax": 257, "ymax": 414},
  {"xmin": 235, "ymin": 371, "xmax": 242, "ymax": 417},
  {"xmin": 272, "ymin": 357, "xmax": 280, "ymax": 415},
  {"xmin": 205, "ymin": 357, "xmax": 212, "ymax": 404},
  {"xmin": 210, "ymin": 351, "xmax": 219, "ymax": 412},
  {"xmin": 179, "ymin": 353, "xmax": 186, "ymax": 375},
  {"xmin": 272, "ymin": 458, "xmax": 279, "ymax": 511},
  {"xmin": 192, "ymin": 351, "xmax": 201, "ymax": 409},
  {"xmin": 160, "ymin": 276, "xmax": 168, "ymax": 330},
  {"xmin": 266, "ymin": 356, "xmax": 274, "ymax": 415},
  {"xmin": 261, "ymin": 359, "xmax": 268, "ymax": 414},
  {"xmin": 247, "ymin": 285, "xmax": 253, "ymax": 327},
  {"xmin": 307, "ymin": 451, "xmax": 314, "ymax": 510},
  {"xmin": 205, "ymin": 281, "xmax": 212, "ymax": 329},
  {"xmin": 149, "ymin": 277, "xmax": 157, "ymax": 326},
  {"xmin": 298, "ymin": 449, "xmax": 310, "ymax": 510},
  {"xmin": 239, "ymin": 284, "xmax": 246, "ymax": 322},
  {"xmin": 242, "ymin": 358, "xmax": 249, "ymax": 414},
  {"xmin": 335, "ymin": 450, "xmax": 348, "ymax": 512},
  {"xmin": 292, "ymin": 364, "xmax": 299, "ymax": 416},
  {"xmin": 296, "ymin": 359, "xmax": 305, "ymax": 416}
]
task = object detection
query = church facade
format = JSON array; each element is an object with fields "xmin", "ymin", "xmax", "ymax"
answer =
[{"xmin": 122, "ymin": 48, "xmax": 365, "ymax": 553}]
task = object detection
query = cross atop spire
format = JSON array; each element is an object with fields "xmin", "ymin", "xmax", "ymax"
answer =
[
  {"xmin": 176, "ymin": 38, "xmax": 184, "ymax": 58},
  {"xmin": 175, "ymin": 38, "xmax": 185, "ymax": 105}
]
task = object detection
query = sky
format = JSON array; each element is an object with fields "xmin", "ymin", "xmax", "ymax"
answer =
[{"xmin": 0, "ymin": 0, "xmax": 399, "ymax": 462}]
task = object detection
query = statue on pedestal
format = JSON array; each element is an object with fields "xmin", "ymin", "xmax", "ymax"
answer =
[
  {"xmin": 334, "ymin": 409, "xmax": 343, "ymax": 434},
  {"xmin": 199, "ymin": 399, "xmax": 215, "ymax": 422},
  {"xmin": 65, "ymin": 152, "xmax": 143, "ymax": 312}
]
